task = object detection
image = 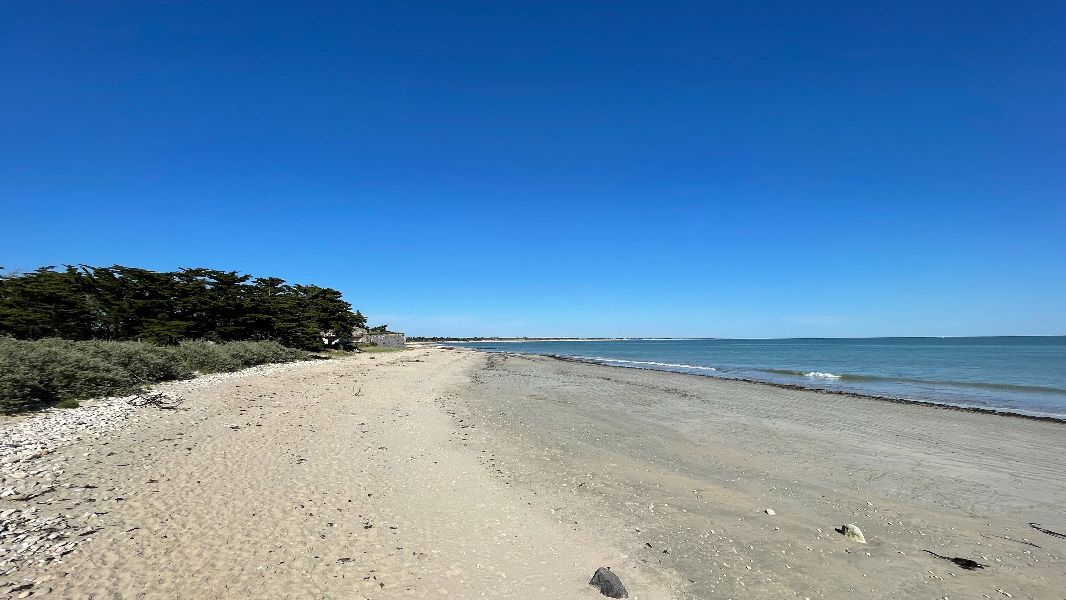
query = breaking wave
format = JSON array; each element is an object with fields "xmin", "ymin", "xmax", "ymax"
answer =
[{"xmin": 571, "ymin": 356, "xmax": 718, "ymax": 372}]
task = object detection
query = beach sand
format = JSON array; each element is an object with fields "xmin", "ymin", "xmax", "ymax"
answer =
[{"xmin": 2, "ymin": 346, "xmax": 1064, "ymax": 598}]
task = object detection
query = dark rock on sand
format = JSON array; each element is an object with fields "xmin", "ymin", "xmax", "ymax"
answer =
[{"xmin": 589, "ymin": 567, "xmax": 628, "ymax": 598}]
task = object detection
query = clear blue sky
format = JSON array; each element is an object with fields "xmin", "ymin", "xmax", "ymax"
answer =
[{"xmin": 3, "ymin": 1, "xmax": 1064, "ymax": 337}]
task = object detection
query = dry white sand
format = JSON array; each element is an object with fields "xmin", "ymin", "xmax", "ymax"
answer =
[{"xmin": 1, "ymin": 346, "xmax": 1064, "ymax": 599}]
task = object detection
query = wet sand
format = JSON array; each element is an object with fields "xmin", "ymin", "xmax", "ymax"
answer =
[
  {"xmin": 1, "ymin": 346, "xmax": 1064, "ymax": 599},
  {"xmin": 456, "ymin": 350, "xmax": 1066, "ymax": 599}
]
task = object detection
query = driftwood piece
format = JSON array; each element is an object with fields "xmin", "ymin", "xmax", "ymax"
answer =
[{"xmin": 127, "ymin": 392, "xmax": 184, "ymax": 410}]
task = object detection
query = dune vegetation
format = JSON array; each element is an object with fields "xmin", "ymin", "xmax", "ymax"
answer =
[
  {"xmin": 0, "ymin": 338, "xmax": 309, "ymax": 413},
  {"xmin": 0, "ymin": 264, "xmax": 365, "ymax": 412}
]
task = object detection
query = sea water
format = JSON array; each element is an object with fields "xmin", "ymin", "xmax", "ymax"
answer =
[{"xmin": 448, "ymin": 337, "xmax": 1066, "ymax": 418}]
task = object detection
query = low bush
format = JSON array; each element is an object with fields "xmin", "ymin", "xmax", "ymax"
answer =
[
  {"xmin": 174, "ymin": 340, "xmax": 307, "ymax": 373},
  {"xmin": 0, "ymin": 338, "xmax": 308, "ymax": 413},
  {"xmin": 171, "ymin": 341, "xmax": 242, "ymax": 373}
]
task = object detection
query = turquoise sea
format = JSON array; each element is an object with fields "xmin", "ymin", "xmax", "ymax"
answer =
[{"xmin": 448, "ymin": 337, "xmax": 1066, "ymax": 419}]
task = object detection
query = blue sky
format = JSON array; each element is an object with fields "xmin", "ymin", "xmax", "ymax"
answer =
[{"xmin": 3, "ymin": 1, "xmax": 1064, "ymax": 337}]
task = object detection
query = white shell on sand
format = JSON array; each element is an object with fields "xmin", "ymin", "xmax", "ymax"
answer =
[{"xmin": 841, "ymin": 523, "xmax": 867, "ymax": 543}]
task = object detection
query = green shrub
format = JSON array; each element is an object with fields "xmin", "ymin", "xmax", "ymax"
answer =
[
  {"xmin": 172, "ymin": 340, "xmax": 240, "ymax": 373},
  {"xmin": 0, "ymin": 338, "xmax": 308, "ymax": 413},
  {"xmin": 80, "ymin": 340, "xmax": 192, "ymax": 383},
  {"xmin": 0, "ymin": 338, "xmax": 140, "ymax": 412},
  {"xmin": 56, "ymin": 399, "xmax": 80, "ymax": 409},
  {"xmin": 173, "ymin": 340, "xmax": 305, "ymax": 373}
]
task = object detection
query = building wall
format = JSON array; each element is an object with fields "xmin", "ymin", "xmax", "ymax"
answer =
[{"xmin": 367, "ymin": 332, "xmax": 406, "ymax": 348}]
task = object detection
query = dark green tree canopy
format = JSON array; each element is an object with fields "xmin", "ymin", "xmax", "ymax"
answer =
[{"xmin": 0, "ymin": 265, "xmax": 366, "ymax": 350}]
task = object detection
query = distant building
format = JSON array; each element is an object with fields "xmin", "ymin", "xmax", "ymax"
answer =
[
  {"xmin": 368, "ymin": 331, "xmax": 406, "ymax": 348},
  {"xmin": 321, "ymin": 326, "xmax": 405, "ymax": 349},
  {"xmin": 352, "ymin": 327, "xmax": 406, "ymax": 348}
]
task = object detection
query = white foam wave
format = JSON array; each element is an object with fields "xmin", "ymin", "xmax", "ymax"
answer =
[
  {"xmin": 804, "ymin": 371, "xmax": 842, "ymax": 379},
  {"xmin": 573, "ymin": 356, "xmax": 717, "ymax": 371}
]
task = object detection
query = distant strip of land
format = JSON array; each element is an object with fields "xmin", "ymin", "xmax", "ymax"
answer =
[{"xmin": 408, "ymin": 336, "xmax": 696, "ymax": 342}]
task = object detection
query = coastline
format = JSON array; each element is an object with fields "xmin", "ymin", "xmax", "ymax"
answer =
[
  {"xmin": 2, "ymin": 346, "xmax": 1064, "ymax": 599},
  {"xmin": 545, "ymin": 353, "xmax": 1066, "ymax": 424},
  {"xmin": 439, "ymin": 344, "xmax": 1066, "ymax": 424}
]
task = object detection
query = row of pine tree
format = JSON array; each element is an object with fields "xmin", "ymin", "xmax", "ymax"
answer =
[{"xmin": 0, "ymin": 265, "xmax": 365, "ymax": 351}]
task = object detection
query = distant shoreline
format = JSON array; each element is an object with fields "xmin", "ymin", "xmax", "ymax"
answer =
[
  {"xmin": 416, "ymin": 337, "xmax": 682, "ymax": 343},
  {"xmin": 422, "ymin": 335, "xmax": 1066, "ymax": 342}
]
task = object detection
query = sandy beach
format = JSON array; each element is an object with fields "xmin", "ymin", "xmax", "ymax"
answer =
[{"xmin": 2, "ymin": 346, "xmax": 1064, "ymax": 599}]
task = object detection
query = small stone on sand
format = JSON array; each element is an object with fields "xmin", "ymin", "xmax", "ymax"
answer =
[{"xmin": 589, "ymin": 567, "xmax": 628, "ymax": 598}]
